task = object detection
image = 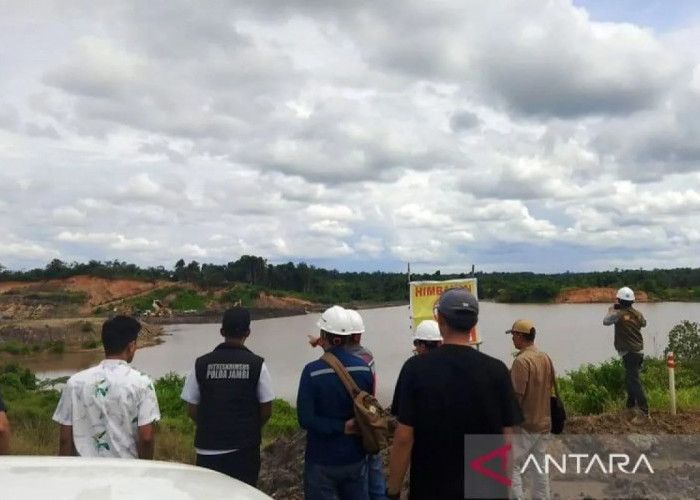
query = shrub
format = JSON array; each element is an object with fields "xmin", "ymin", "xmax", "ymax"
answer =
[
  {"xmin": 0, "ymin": 341, "xmax": 31, "ymax": 355},
  {"xmin": 665, "ymin": 320, "xmax": 700, "ymax": 362},
  {"xmin": 47, "ymin": 341, "xmax": 66, "ymax": 354},
  {"xmin": 80, "ymin": 340, "xmax": 100, "ymax": 349},
  {"xmin": 0, "ymin": 362, "xmax": 37, "ymax": 391}
]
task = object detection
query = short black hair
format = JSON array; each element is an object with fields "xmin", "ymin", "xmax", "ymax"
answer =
[
  {"xmin": 222, "ymin": 307, "xmax": 251, "ymax": 338},
  {"xmin": 102, "ymin": 316, "xmax": 141, "ymax": 355},
  {"xmin": 618, "ymin": 299, "xmax": 633, "ymax": 308},
  {"xmin": 442, "ymin": 314, "xmax": 478, "ymax": 334},
  {"xmin": 414, "ymin": 339, "xmax": 441, "ymax": 350}
]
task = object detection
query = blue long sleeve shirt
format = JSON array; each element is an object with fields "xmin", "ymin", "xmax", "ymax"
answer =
[{"xmin": 297, "ymin": 346, "xmax": 373, "ymax": 466}]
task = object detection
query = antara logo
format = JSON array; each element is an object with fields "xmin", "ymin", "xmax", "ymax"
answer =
[
  {"xmin": 469, "ymin": 444, "xmax": 654, "ymax": 487},
  {"xmin": 522, "ymin": 453, "xmax": 654, "ymax": 475}
]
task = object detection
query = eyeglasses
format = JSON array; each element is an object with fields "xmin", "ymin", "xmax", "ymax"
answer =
[{"xmin": 413, "ymin": 339, "xmax": 424, "ymax": 347}]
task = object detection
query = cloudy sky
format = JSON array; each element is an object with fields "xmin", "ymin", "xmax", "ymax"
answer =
[{"xmin": 2, "ymin": 0, "xmax": 700, "ymax": 274}]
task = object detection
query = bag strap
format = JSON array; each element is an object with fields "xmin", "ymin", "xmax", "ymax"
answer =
[
  {"xmin": 321, "ymin": 352, "xmax": 361, "ymax": 398},
  {"xmin": 545, "ymin": 354, "xmax": 560, "ymax": 398}
]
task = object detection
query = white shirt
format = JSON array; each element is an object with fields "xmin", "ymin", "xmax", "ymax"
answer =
[
  {"xmin": 181, "ymin": 362, "xmax": 274, "ymax": 455},
  {"xmin": 52, "ymin": 359, "xmax": 161, "ymax": 458}
]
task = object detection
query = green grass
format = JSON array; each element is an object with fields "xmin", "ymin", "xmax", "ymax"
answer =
[
  {"xmin": 2, "ymin": 364, "xmax": 299, "ymax": 460},
  {"xmin": 170, "ymin": 290, "xmax": 206, "ymax": 311},
  {"xmin": 219, "ymin": 286, "xmax": 262, "ymax": 306},
  {"xmin": 558, "ymin": 356, "xmax": 700, "ymax": 415},
  {"xmin": 129, "ymin": 287, "xmax": 182, "ymax": 312},
  {"xmin": 0, "ymin": 340, "xmax": 66, "ymax": 355}
]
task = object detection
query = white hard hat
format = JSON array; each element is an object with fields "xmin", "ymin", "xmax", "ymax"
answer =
[
  {"xmin": 317, "ymin": 305, "xmax": 353, "ymax": 335},
  {"xmin": 616, "ymin": 287, "xmax": 635, "ymax": 302},
  {"xmin": 414, "ymin": 320, "xmax": 442, "ymax": 342},
  {"xmin": 347, "ymin": 310, "xmax": 365, "ymax": 334}
]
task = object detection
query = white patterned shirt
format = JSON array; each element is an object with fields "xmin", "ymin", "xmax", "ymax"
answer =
[{"xmin": 52, "ymin": 359, "xmax": 161, "ymax": 458}]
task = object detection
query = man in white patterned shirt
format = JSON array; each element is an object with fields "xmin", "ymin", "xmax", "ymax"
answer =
[{"xmin": 53, "ymin": 316, "xmax": 161, "ymax": 459}]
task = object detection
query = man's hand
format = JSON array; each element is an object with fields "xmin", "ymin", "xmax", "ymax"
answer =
[
  {"xmin": 344, "ymin": 418, "xmax": 359, "ymax": 435},
  {"xmin": 137, "ymin": 423, "xmax": 155, "ymax": 460},
  {"xmin": 307, "ymin": 335, "xmax": 321, "ymax": 348},
  {"xmin": 0, "ymin": 411, "xmax": 9, "ymax": 455},
  {"xmin": 58, "ymin": 425, "xmax": 75, "ymax": 456}
]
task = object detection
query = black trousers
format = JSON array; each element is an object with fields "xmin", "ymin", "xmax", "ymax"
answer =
[
  {"xmin": 623, "ymin": 352, "xmax": 648, "ymax": 414},
  {"xmin": 196, "ymin": 447, "xmax": 261, "ymax": 487}
]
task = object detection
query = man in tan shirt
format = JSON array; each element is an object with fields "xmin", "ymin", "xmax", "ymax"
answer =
[{"xmin": 507, "ymin": 319, "xmax": 553, "ymax": 500}]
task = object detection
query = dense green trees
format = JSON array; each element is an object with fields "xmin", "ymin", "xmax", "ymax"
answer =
[{"xmin": 2, "ymin": 256, "xmax": 700, "ymax": 303}]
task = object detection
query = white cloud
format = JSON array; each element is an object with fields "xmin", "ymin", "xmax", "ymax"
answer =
[
  {"xmin": 55, "ymin": 232, "xmax": 160, "ymax": 251},
  {"xmin": 0, "ymin": 2, "xmax": 700, "ymax": 272}
]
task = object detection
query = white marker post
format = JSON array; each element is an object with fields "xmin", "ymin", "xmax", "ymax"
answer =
[{"xmin": 667, "ymin": 351, "xmax": 677, "ymax": 416}]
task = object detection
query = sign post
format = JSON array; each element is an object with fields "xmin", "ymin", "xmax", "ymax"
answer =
[
  {"xmin": 409, "ymin": 277, "xmax": 481, "ymax": 346},
  {"xmin": 667, "ymin": 351, "xmax": 677, "ymax": 416}
]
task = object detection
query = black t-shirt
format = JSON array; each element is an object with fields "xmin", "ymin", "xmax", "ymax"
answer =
[
  {"xmin": 0, "ymin": 386, "xmax": 6, "ymax": 412},
  {"xmin": 394, "ymin": 344, "xmax": 524, "ymax": 500}
]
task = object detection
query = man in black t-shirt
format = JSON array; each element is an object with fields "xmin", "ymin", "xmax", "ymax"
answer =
[
  {"xmin": 387, "ymin": 288, "xmax": 523, "ymax": 500},
  {"xmin": 0, "ymin": 385, "xmax": 9, "ymax": 455}
]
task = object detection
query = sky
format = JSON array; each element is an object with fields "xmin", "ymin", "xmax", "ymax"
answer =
[{"xmin": 2, "ymin": 0, "xmax": 700, "ymax": 274}]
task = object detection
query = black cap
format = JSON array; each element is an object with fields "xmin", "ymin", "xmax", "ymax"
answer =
[
  {"xmin": 221, "ymin": 307, "xmax": 251, "ymax": 337},
  {"xmin": 436, "ymin": 287, "xmax": 479, "ymax": 330}
]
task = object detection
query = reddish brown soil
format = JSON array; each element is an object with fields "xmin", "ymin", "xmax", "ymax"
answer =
[{"xmin": 555, "ymin": 287, "xmax": 650, "ymax": 304}]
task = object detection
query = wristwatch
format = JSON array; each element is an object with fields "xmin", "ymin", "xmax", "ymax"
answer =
[{"xmin": 385, "ymin": 489, "xmax": 400, "ymax": 500}]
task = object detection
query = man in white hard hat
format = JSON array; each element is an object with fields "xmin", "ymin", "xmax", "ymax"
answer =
[
  {"xmin": 604, "ymin": 286, "xmax": 649, "ymax": 421},
  {"xmin": 307, "ymin": 310, "xmax": 385, "ymax": 499},
  {"xmin": 297, "ymin": 305, "xmax": 373, "ymax": 500},
  {"xmin": 390, "ymin": 320, "xmax": 443, "ymax": 419},
  {"xmin": 506, "ymin": 319, "xmax": 554, "ymax": 500},
  {"xmin": 412, "ymin": 319, "xmax": 443, "ymax": 355}
]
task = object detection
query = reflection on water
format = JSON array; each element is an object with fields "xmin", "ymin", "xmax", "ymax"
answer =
[{"xmin": 14, "ymin": 302, "xmax": 700, "ymax": 404}]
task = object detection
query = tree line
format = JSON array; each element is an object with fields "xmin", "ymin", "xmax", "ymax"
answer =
[{"xmin": 2, "ymin": 257, "xmax": 700, "ymax": 303}]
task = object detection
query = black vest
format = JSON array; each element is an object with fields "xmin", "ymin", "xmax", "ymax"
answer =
[
  {"xmin": 194, "ymin": 343, "xmax": 264, "ymax": 450},
  {"xmin": 614, "ymin": 307, "xmax": 645, "ymax": 353}
]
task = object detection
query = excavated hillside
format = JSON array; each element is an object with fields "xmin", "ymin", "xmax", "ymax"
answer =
[{"xmin": 555, "ymin": 287, "xmax": 650, "ymax": 304}]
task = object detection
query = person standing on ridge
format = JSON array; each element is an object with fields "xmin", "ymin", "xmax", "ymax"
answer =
[
  {"xmin": 603, "ymin": 286, "xmax": 650, "ymax": 422},
  {"xmin": 387, "ymin": 288, "xmax": 523, "ymax": 500},
  {"xmin": 298, "ymin": 305, "xmax": 373, "ymax": 500},
  {"xmin": 411, "ymin": 319, "xmax": 443, "ymax": 355},
  {"xmin": 307, "ymin": 308, "xmax": 385, "ymax": 498},
  {"xmin": 0, "ymin": 385, "xmax": 9, "ymax": 455},
  {"xmin": 506, "ymin": 319, "xmax": 553, "ymax": 500},
  {"xmin": 181, "ymin": 306, "xmax": 274, "ymax": 487},
  {"xmin": 390, "ymin": 319, "xmax": 442, "ymax": 418},
  {"xmin": 52, "ymin": 316, "xmax": 160, "ymax": 459}
]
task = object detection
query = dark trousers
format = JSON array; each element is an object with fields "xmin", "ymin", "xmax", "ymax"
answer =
[
  {"xmin": 623, "ymin": 352, "xmax": 648, "ymax": 414},
  {"xmin": 304, "ymin": 459, "xmax": 369, "ymax": 500},
  {"xmin": 196, "ymin": 447, "xmax": 261, "ymax": 487}
]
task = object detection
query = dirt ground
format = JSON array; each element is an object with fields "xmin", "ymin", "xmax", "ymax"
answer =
[
  {"xmin": 555, "ymin": 287, "xmax": 650, "ymax": 304},
  {"xmin": 258, "ymin": 411, "xmax": 700, "ymax": 500},
  {"xmin": 564, "ymin": 409, "xmax": 700, "ymax": 434},
  {"xmin": 0, "ymin": 317, "xmax": 163, "ymax": 351}
]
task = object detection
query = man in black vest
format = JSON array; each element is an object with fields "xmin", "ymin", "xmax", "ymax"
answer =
[{"xmin": 181, "ymin": 307, "xmax": 274, "ymax": 486}]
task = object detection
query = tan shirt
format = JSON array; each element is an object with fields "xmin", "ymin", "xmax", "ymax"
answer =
[{"xmin": 510, "ymin": 345, "xmax": 553, "ymax": 433}]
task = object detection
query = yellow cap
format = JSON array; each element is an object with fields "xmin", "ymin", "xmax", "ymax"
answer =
[{"xmin": 505, "ymin": 319, "xmax": 535, "ymax": 335}]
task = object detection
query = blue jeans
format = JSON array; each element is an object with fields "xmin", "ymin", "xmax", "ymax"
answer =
[
  {"xmin": 304, "ymin": 459, "xmax": 369, "ymax": 500},
  {"xmin": 367, "ymin": 454, "xmax": 387, "ymax": 500}
]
